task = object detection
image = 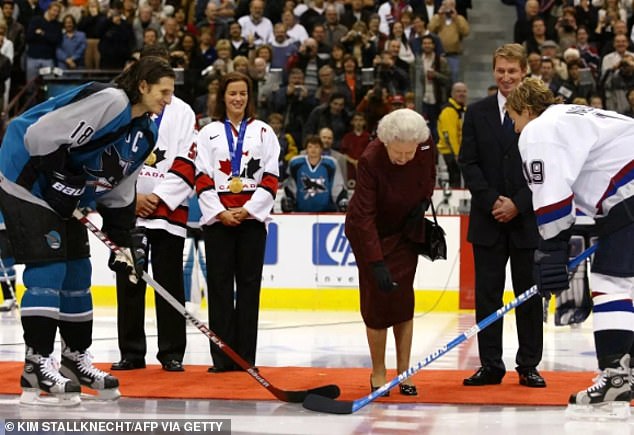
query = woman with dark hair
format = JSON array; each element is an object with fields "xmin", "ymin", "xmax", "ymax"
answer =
[
  {"xmin": 196, "ymin": 72, "xmax": 280, "ymax": 372},
  {"xmin": 56, "ymin": 14, "xmax": 86, "ymax": 69},
  {"xmin": 0, "ymin": 55, "xmax": 175, "ymax": 406}
]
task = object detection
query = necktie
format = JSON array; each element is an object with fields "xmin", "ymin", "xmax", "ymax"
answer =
[{"xmin": 502, "ymin": 111, "xmax": 514, "ymax": 133}]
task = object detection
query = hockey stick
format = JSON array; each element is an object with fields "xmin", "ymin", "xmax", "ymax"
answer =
[
  {"xmin": 73, "ymin": 209, "xmax": 340, "ymax": 403},
  {"xmin": 302, "ymin": 244, "xmax": 598, "ymax": 414}
]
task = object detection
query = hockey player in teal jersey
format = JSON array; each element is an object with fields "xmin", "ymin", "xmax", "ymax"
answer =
[{"xmin": 0, "ymin": 56, "xmax": 175, "ymax": 406}]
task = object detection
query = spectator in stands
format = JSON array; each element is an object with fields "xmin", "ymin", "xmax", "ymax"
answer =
[
  {"xmin": 341, "ymin": 0, "xmax": 371, "ymax": 30},
  {"xmin": 25, "ymin": 1, "xmax": 61, "ymax": 82},
  {"xmin": 420, "ymin": 34, "xmax": 450, "ymax": 142},
  {"xmin": 377, "ymin": 0, "xmax": 412, "ymax": 37},
  {"xmin": 341, "ymin": 21, "xmax": 377, "ymax": 68},
  {"xmin": 321, "ymin": 5, "xmax": 344, "ymax": 46},
  {"xmin": 540, "ymin": 39, "xmax": 567, "ymax": 80},
  {"xmin": 559, "ymin": 56, "xmax": 595, "ymax": 104},
  {"xmin": 367, "ymin": 13, "xmax": 388, "ymax": 53},
  {"xmin": 428, "ymin": 0, "xmax": 469, "ymax": 82},
  {"xmin": 16, "ymin": 0, "xmax": 42, "ymax": 29},
  {"xmin": 574, "ymin": 0, "xmax": 599, "ymax": 37},
  {"xmin": 523, "ymin": 17, "xmax": 549, "ymax": 55},
  {"xmin": 574, "ymin": 25, "xmax": 600, "ymax": 78},
  {"xmin": 319, "ymin": 126, "xmax": 348, "ymax": 181},
  {"xmin": 340, "ymin": 111, "xmax": 370, "ymax": 182},
  {"xmin": 300, "ymin": 0, "xmax": 327, "ymax": 35},
  {"xmin": 98, "ymin": 7, "xmax": 134, "ymax": 70},
  {"xmin": 388, "ymin": 21, "xmax": 415, "ymax": 66},
  {"xmin": 336, "ymin": 53, "xmax": 365, "ymax": 108},
  {"xmin": 374, "ymin": 50, "xmax": 410, "ymax": 96},
  {"xmin": 539, "ymin": 56, "xmax": 562, "ymax": 93},
  {"xmin": 282, "ymin": 9, "xmax": 309, "ymax": 44},
  {"xmin": 228, "ymin": 21, "xmax": 251, "ymax": 58},
  {"xmin": 311, "ymin": 23, "xmax": 332, "ymax": 61},
  {"xmin": 268, "ymin": 112, "xmax": 298, "ymax": 181},
  {"xmin": 2, "ymin": 0, "xmax": 24, "ymax": 86},
  {"xmin": 554, "ymin": 6, "xmax": 578, "ymax": 50},
  {"xmin": 283, "ymin": 135, "xmax": 347, "ymax": 213},
  {"xmin": 78, "ymin": 0, "xmax": 106, "ymax": 69},
  {"xmin": 288, "ymin": 37, "xmax": 328, "ymax": 94},
  {"xmin": 601, "ymin": 33, "xmax": 634, "ymax": 79},
  {"xmin": 514, "ymin": 0, "xmax": 540, "ymax": 45},
  {"xmin": 526, "ymin": 52, "xmax": 542, "ymax": 77},
  {"xmin": 269, "ymin": 22, "xmax": 296, "ymax": 69},
  {"xmin": 589, "ymin": 93, "xmax": 604, "ymax": 108},
  {"xmin": 141, "ymin": 27, "xmax": 159, "ymax": 50},
  {"xmin": 386, "ymin": 38, "xmax": 414, "ymax": 76},
  {"xmin": 623, "ymin": 87, "xmax": 634, "ymax": 118},
  {"xmin": 145, "ymin": 0, "xmax": 174, "ymax": 23},
  {"xmin": 250, "ymin": 56, "xmax": 277, "ymax": 119},
  {"xmin": 356, "ymin": 84, "xmax": 390, "ymax": 134},
  {"xmin": 329, "ymin": 41, "xmax": 346, "ymax": 75},
  {"xmin": 315, "ymin": 64, "xmax": 343, "ymax": 106},
  {"xmin": 409, "ymin": 14, "xmax": 444, "ymax": 57},
  {"xmin": 196, "ymin": 1, "xmax": 228, "ymax": 44},
  {"xmin": 604, "ymin": 54, "xmax": 634, "ymax": 113},
  {"xmin": 437, "ymin": 81, "xmax": 467, "ymax": 188},
  {"xmin": 271, "ymin": 67, "xmax": 316, "ymax": 147},
  {"xmin": 238, "ymin": 0, "xmax": 273, "ymax": 47},
  {"xmin": 0, "ymin": 24, "xmax": 13, "ymax": 109},
  {"xmin": 160, "ymin": 17, "xmax": 181, "ymax": 51},
  {"xmin": 304, "ymin": 93, "xmax": 350, "ymax": 148},
  {"xmin": 56, "ymin": 14, "xmax": 86, "ymax": 70}
]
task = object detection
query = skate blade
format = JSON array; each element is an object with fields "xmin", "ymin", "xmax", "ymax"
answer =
[
  {"xmin": 80, "ymin": 388, "xmax": 121, "ymax": 401},
  {"xmin": 20, "ymin": 389, "xmax": 81, "ymax": 407},
  {"xmin": 566, "ymin": 401, "xmax": 631, "ymax": 421}
]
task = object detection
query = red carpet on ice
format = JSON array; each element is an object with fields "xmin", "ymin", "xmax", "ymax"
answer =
[{"xmin": 0, "ymin": 362, "xmax": 607, "ymax": 406}]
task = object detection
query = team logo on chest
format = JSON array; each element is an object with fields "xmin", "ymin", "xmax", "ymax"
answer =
[{"xmin": 84, "ymin": 146, "xmax": 133, "ymax": 191}]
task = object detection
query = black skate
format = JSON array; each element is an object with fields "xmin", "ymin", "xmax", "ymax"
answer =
[
  {"xmin": 60, "ymin": 346, "xmax": 121, "ymax": 401},
  {"xmin": 20, "ymin": 347, "xmax": 81, "ymax": 407},
  {"xmin": 0, "ymin": 298, "xmax": 17, "ymax": 312},
  {"xmin": 567, "ymin": 355, "xmax": 631, "ymax": 421}
]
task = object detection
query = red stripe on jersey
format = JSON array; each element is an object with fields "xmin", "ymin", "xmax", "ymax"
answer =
[
  {"xmin": 196, "ymin": 173, "xmax": 215, "ymax": 195},
  {"xmin": 219, "ymin": 192, "xmax": 253, "ymax": 208},
  {"xmin": 259, "ymin": 172, "xmax": 279, "ymax": 197},
  {"xmin": 149, "ymin": 203, "xmax": 189, "ymax": 227},
  {"xmin": 169, "ymin": 157, "xmax": 196, "ymax": 187}
]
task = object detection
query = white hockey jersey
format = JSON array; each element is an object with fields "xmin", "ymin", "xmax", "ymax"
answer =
[
  {"xmin": 135, "ymin": 96, "xmax": 196, "ymax": 238},
  {"xmin": 518, "ymin": 104, "xmax": 634, "ymax": 240},
  {"xmin": 154, "ymin": 118, "xmax": 280, "ymax": 227}
]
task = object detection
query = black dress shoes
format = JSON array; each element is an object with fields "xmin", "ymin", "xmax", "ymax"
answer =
[
  {"xmin": 111, "ymin": 359, "xmax": 146, "ymax": 371},
  {"xmin": 399, "ymin": 384, "xmax": 418, "ymax": 396},
  {"xmin": 463, "ymin": 367, "xmax": 505, "ymax": 386},
  {"xmin": 162, "ymin": 360, "xmax": 185, "ymax": 372},
  {"xmin": 517, "ymin": 368, "xmax": 546, "ymax": 388}
]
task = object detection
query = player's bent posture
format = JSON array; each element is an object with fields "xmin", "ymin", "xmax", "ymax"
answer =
[
  {"xmin": 0, "ymin": 56, "xmax": 175, "ymax": 406},
  {"xmin": 507, "ymin": 77, "xmax": 634, "ymax": 420}
]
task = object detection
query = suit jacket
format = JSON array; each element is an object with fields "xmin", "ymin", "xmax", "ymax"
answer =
[{"xmin": 459, "ymin": 94, "xmax": 539, "ymax": 248}]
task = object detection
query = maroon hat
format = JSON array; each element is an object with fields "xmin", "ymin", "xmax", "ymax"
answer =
[{"xmin": 390, "ymin": 94, "xmax": 405, "ymax": 105}]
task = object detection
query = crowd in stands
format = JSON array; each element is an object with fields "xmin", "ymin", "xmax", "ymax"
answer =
[{"xmin": 0, "ymin": 0, "xmax": 477, "ymax": 213}]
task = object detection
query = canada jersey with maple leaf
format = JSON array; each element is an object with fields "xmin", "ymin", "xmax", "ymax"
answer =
[{"xmin": 155, "ymin": 118, "xmax": 280, "ymax": 226}]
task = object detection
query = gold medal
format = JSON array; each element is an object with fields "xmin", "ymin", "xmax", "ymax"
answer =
[
  {"xmin": 145, "ymin": 152, "xmax": 157, "ymax": 166},
  {"xmin": 229, "ymin": 177, "xmax": 244, "ymax": 193}
]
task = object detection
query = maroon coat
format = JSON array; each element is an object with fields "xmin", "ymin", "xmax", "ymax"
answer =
[{"xmin": 345, "ymin": 137, "xmax": 436, "ymax": 328}]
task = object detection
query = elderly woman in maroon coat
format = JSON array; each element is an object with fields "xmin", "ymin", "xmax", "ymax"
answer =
[{"xmin": 345, "ymin": 108, "xmax": 436, "ymax": 396}]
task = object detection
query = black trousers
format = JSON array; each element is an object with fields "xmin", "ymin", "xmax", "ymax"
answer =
[
  {"xmin": 115, "ymin": 228, "xmax": 186, "ymax": 364},
  {"xmin": 473, "ymin": 234, "xmax": 543, "ymax": 372},
  {"xmin": 203, "ymin": 220, "xmax": 267, "ymax": 369}
]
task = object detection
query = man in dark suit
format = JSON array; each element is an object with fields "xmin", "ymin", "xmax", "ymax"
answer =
[{"xmin": 459, "ymin": 43, "xmax": 545, "ymax": 388}]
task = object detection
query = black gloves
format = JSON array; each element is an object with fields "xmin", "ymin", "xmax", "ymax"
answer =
[
  {"xmin": 281, "ymin": 196, "xmax": 295, "ymax": 212},
  {"xmin": 371, "ymin": 261, "xmax": 398, "ymax": 293},
  {"xmin": 534, "ymin": 238, "xmax": 569, "ymax": 297},
  {"xmin": 406, "ymin": 199, "xmax": 431, "ymax": 226},
  {"xmin": 108, "ymin": 228, "xmax": 148, "ymax": 284},
  {"xmin": 44, "ymin": 171, "xmax": 86, "ymax": 219}
]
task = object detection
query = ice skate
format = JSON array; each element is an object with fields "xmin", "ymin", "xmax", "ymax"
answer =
[
  {"xmin": 60, "ymin": 346, "xmax": 120, "ymax": 401},
  {"xmin": 566, "ymin": 355, "xmax": 631, "ymax": 421},
  {"xmin": 0, "ymin": 298, "xmax": 17, "ymax": 312},
  {"xmin": 20, "ymin": 347, "xmax": 81, "ymax": 407}
]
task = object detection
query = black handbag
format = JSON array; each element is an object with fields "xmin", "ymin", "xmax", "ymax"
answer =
[{"xmin": 419, "ymin": 202, "xmax": 447, "ymax": 261}]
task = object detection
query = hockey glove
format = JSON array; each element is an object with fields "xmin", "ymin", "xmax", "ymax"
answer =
[
  {"xmin": 371, "ymin": 261, "xmax": 398, "ymax": 293},
  {"xmin": 108, "ymin": 228, "xmax": 148, "ymax": 284},
  {"xmin": 44, "ymin": 171, "xmax": 86, "ymax": 219},
  {"xmin": 534, "ymin": 239, "xmax": 569, "ymax": 297}
]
